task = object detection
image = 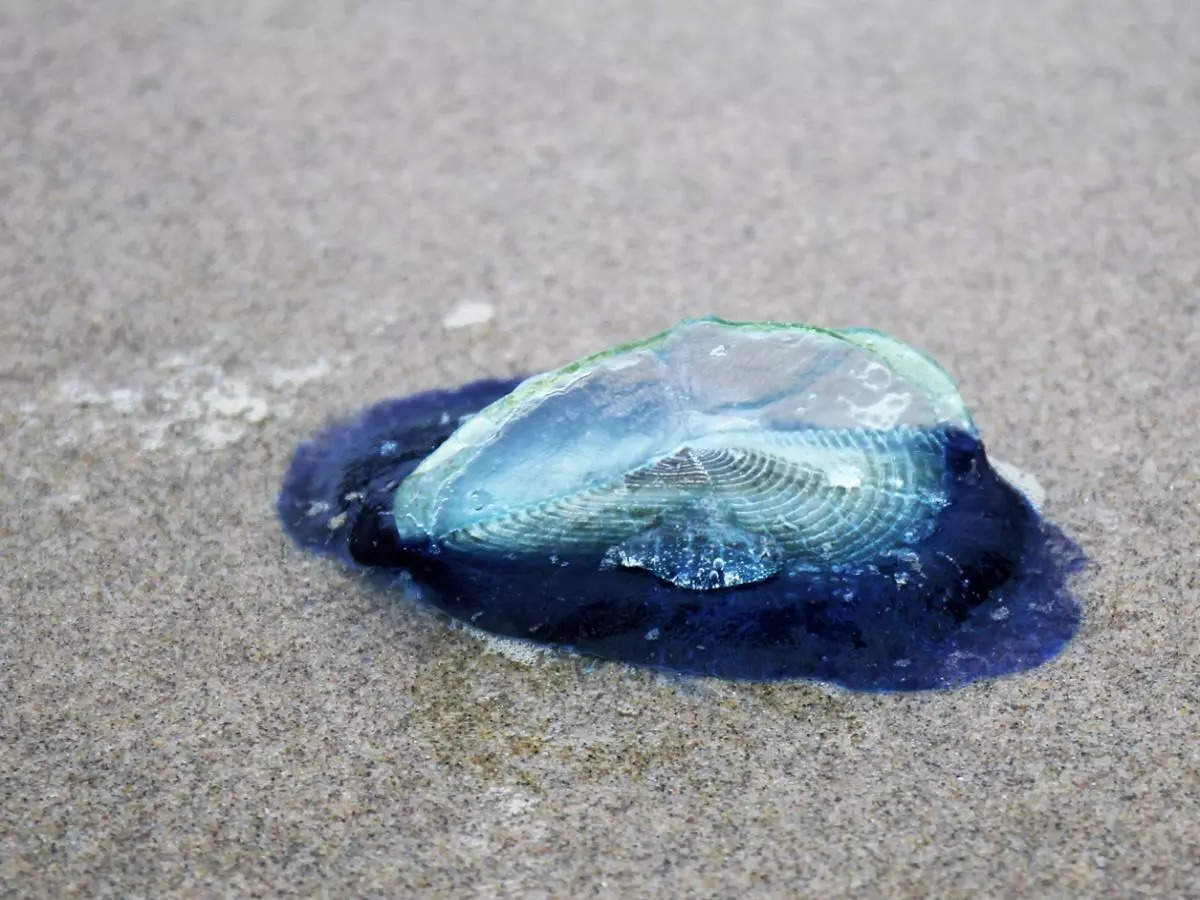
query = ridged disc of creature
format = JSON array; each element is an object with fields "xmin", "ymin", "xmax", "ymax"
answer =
[{"xmin": 393, "ymin": 318, "xmax": 975, "ymax": 590}]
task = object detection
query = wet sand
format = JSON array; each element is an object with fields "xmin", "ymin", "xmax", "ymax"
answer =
[{"xmin": 2, "ymin": 2, "xmax": 1197, "ymax": 895}]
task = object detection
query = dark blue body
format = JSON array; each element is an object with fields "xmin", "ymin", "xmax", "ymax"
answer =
[{"xmin": 278, "ymin": 378, "xmax": 1084, "ymax": 691}]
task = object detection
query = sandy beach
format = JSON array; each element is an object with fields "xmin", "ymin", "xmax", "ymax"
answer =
[{"xmin": 2, "ymin": 2, "xmax": 1197, "ymax": 895}]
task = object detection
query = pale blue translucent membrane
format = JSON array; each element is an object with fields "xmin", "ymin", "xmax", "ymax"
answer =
[{"xmin": 392, "ymin": 318, "xmax": 973, "ymax": 589}]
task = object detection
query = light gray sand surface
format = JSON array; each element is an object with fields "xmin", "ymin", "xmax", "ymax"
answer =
[{"xmin": 2, "ymin": 1, "xmax": 1198, "ymax": 896}]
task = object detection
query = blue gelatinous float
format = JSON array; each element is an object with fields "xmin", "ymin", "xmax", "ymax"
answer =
[{"xmin": 278, "ymin": 318, "xmax": 1084, "ymax": 690}]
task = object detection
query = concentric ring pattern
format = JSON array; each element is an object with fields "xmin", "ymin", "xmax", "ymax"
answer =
[{"xmin": 441, "ymin": 426, "xmax": 949, "ymax": 588}]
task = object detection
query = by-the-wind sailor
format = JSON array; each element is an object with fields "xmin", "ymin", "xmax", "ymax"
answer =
[{"xmin": 278, "ymin": 318, "xmax": 1084, "ymax": 690}]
